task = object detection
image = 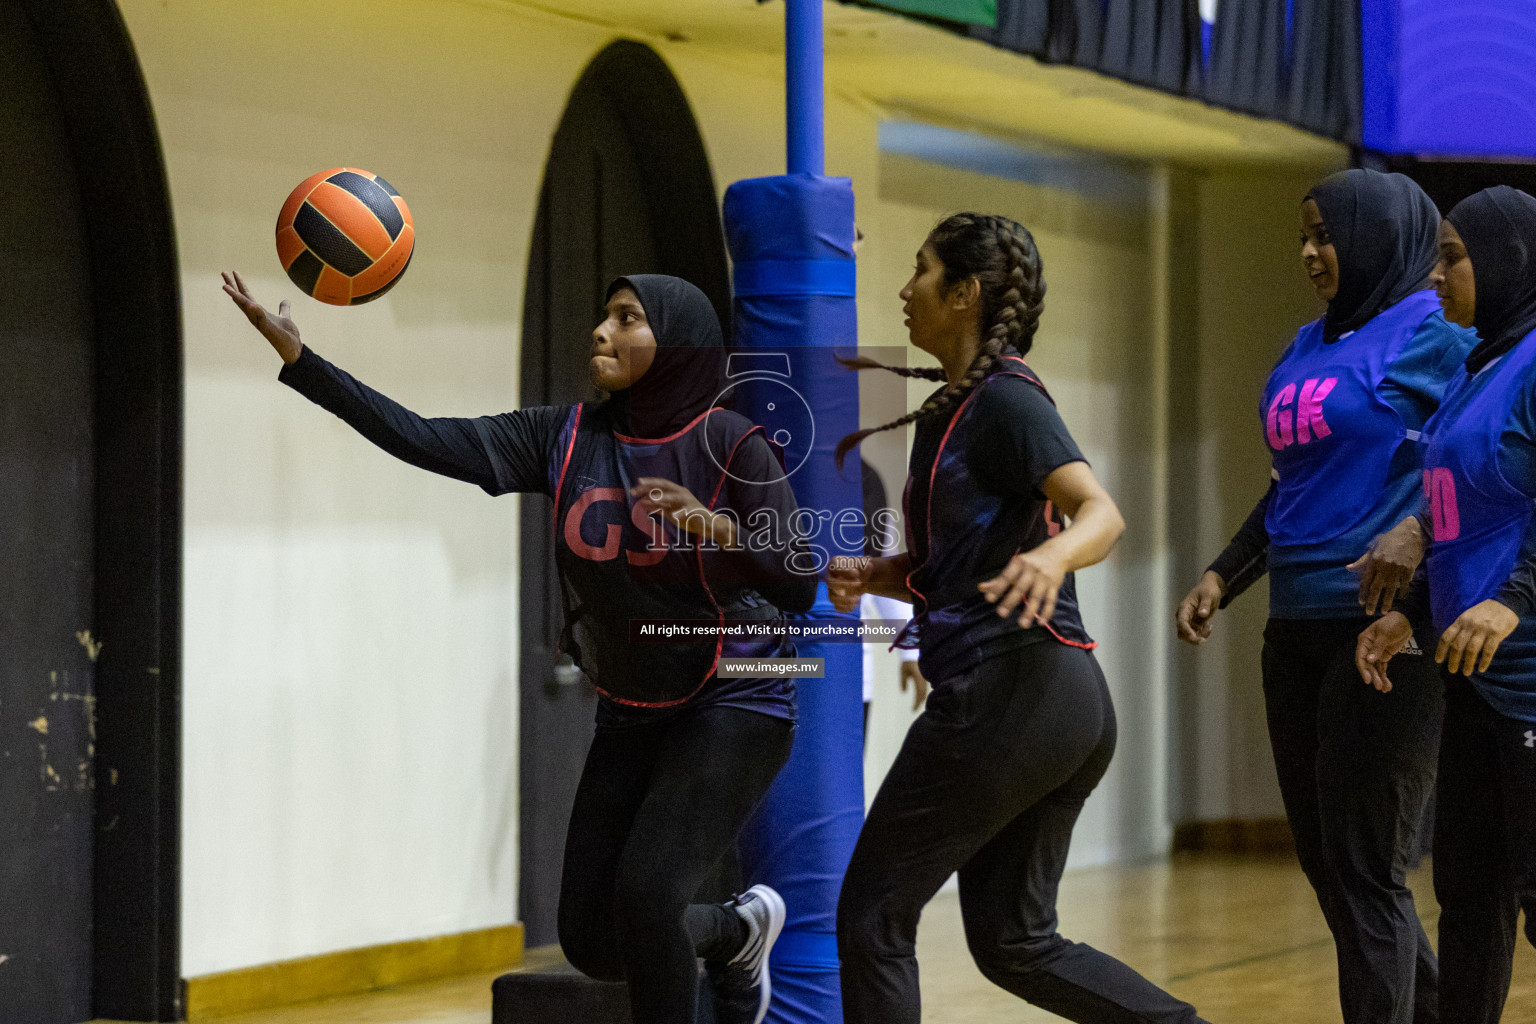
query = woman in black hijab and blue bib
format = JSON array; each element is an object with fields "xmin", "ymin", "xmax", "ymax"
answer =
[
  {"xmin": 1359, "ymin": 186, "xmax": 1536, "ymax": 1024},
  {"xmin": 1176, "ymin": 169, "xmax": 1476, "ymax": 1024},
  {"xmin": 223, "ymin": 271, "xmax": 814, "ymax": 1024}
]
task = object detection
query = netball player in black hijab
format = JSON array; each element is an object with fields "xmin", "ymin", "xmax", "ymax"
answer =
[
  {"xmin": 223, "ymin": 270, "xmax": 814, "ymax": 1024},
  {"xmin": 1358, "ymin": 186, "xmax": 1536, "ymax": 1024},
  {"xmin": 1175, "ymin": 169, "xmax": 1476, "ymax": 1024}
]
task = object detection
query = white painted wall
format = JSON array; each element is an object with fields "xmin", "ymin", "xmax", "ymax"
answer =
[
  {"xmin": 1168, "ymin": 166, "xmax": 1344, "ymax": 824},
  {"xmin": 118, "ymin": 0, "xmax": 598, "ymax": 976},
  {"xmin": 116, "ymin": 0, "xmax": 1339, "ymax": 977}
]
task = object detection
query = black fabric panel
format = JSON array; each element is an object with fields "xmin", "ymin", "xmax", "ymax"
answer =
[
  {"xmin": 980, "ymin": 0, "xmax": 1199, "ymax": 95},
  {"xmin": 327, "ymin": 169, "xmax": 404, "ymax": 241},
  {"xmin": 970, "ymin": 0, "xmax": 1102, "ymax": 67},
  {"xmin": 294, "ymin": 202, "xmax": 372, "ymax": 277},
  {"xmin": 957, "ymin": 0, "xmax": 1362, "ymax": 144},
  {"xmin": 970, "ymin": 0, "xmax": 1051, "ymax": 59},
  {"xmin": 1050, "ymin": 0, "xmax": 1105, "ymax": 66},
  {"xmin": 16, "ymin": 0, "xmax": 185, "ymax": 1017},
  {"xmin": 1100, "ymin": 0, "xmax": 1202, "ymax": 95},
  {"xmin": 0, "ymin": 3, "xmax": 96, "ymax": 1017},
  {"xmin": 1287, "ymin": 0, "xmax": 1363, "ymax": 144},
  {"xmin": 1203, "ymin": 0, "xmax": 1288, "ymax": 118}
]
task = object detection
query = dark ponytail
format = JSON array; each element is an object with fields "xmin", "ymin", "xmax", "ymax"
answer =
[{"xmin": 834, "ymin": 213, "xmax": 1046, "ymax": 468}]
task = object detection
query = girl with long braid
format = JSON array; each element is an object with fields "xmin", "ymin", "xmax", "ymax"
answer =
[{"xmin": 827, "ymin": 213, "xmax": 1210, "ymax": 1024}]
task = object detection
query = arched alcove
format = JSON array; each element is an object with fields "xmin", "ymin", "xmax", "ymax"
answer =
[{"xmin": 1, "ymin": 0, "xmax": 182, "ymax": 1018}]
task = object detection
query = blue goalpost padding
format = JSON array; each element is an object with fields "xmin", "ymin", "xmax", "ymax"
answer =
[
  {"xmin": 725, "ymin": 172, "xmax": 864, "ymax": 1024},
  {"xmin": 725, "ymin": 5, "xmax": 865, "ymax": 1020}
]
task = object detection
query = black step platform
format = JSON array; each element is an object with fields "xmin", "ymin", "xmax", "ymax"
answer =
[{"xmin": 492, "ymin": 947, "xmax": 726, "ymax": 1024}]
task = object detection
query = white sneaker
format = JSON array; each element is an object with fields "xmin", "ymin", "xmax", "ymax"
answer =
[{"xmin": 722, "ymin": 884, "xmax": 786, "ymax": 1024}]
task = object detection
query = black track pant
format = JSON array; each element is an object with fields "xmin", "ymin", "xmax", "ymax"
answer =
[
  {"xmin": 1434, "ymin": 673, "xmax": 1536, "ymax": 1024},
  {"xmin": 558, "ymin": 706, "xmax": 794, "ymax": 1024},
  {"xmin": 1261, "ymin": 617, "xmax": 1441, "ymax": 1024},
  {"xmin": 838, "ymin": 641, "xmax": 1206, "ymax": 1024}
]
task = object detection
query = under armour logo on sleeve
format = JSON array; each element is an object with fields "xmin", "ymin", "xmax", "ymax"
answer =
[{"xmin": 1525, "ymin": 730, "xmax": 1535, "ymax": 748}]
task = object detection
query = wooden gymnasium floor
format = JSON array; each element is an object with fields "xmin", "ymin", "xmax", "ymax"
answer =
[{"xmin": 104, "ymin": 853, "xmax": 1536, "ymax": 1024}]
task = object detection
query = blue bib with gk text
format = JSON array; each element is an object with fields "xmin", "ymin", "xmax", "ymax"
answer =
[{"xmin": 1261, "ymin": 291, "xmax": 1438, "ymax": 547}]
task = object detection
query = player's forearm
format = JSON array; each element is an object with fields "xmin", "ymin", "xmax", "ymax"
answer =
[
  {"xmin": 1034, "ymin": 495, "xmax": 1124, "ymax": 574},
  {"xmin": 864, "ymin": 553, "xmax": 914, "ymax": 602}
]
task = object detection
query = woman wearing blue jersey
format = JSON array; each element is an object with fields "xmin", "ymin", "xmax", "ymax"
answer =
[
  {"xmin": 1175, "ymin": 169, "xmax": 1476, "ymax": 1024},
  {"xmin": 827, "ymin": 213, "xmax": 1210, "ymax": 1024},
  {"xmin": 223, "ymin": 271, "xmax": 814, "ymax": 1024},
  {"xmin": 1358, "ymin": 186, "xmax": 1536, "ymax": 1024}
]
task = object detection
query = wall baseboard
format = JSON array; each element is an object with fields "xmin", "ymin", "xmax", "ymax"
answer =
[
  {"xmin": 184, "ymin": 923, "xmax": 524, "ymax": 1019},
  {"xmin": 1171, "ymin": 818, "xmax": 1295, "ymax": 856}
]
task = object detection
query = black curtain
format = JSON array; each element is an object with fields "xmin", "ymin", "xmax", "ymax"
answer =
[
  {"xmin": 976, "ymin": 0, "xmax": 1200, "ymax": 94},
  {"xmin": 1286, "ymin": 0, "xmax": 1362, "ymax": 144},
  {"xmin": 1203, "ymin": 0, "xmax": 1287, "ymax": 118},
  {"xmin": 972, "ymin": 0, "xmax": 1104, "ymax": 68},
  {"xmin": 1099, "ymin": 0, "xmax": 1203, "ymax": 95},
  {"xmin": 963, "ymin": 0, "xmax": 1362, "ymax": 144}
]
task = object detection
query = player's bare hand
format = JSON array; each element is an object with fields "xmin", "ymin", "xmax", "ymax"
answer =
[
  {"xmin": 1356, "ymin": 611, "xmax": 1413, "ymax": 692},
  {"xmin": 1438, "ymin": 599, "xmax": 1519, "ymax": 676},
  {"xmin": 1176, "ymin": 571, "xmax": 1226, "ymax": 646},
  {"xmin": 1349, "ymin": 517, "xmax": 1423, "ymax": 615},
  {"xmin": 631, "ymin": 478, "xmax": 736, "ymax": 547},
  {"xmin": 222, "ymin": 271, "xmax": 303, "ymax": 364},
  {"xmin": 899, "ymin": 660, "xmax": 929, "ymax": 711},
  {"xmin": 979, "ymin": 549, "xmax": 1067, "ymax": 628},
  {"xmin": 825, "ymin": 556, "xmax": 871, "ymax": 615}
]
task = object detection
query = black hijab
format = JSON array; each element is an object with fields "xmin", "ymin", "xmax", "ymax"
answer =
[
  {"xmin": 1307, "ymin": 169, "xmax": 1440, "ymax": 343},
  {"xmin": 1447, "ymin": 186, "xmax": 1536, "ymax": 374},
  {"xmin": 602, "ymin": 274, "xmax": 727, "ymax": 438}
]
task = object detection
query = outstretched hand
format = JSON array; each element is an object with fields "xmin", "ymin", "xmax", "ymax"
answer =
[{"xmin": 222, "ymin": 271, "xmax": 303, "ymax": 364}]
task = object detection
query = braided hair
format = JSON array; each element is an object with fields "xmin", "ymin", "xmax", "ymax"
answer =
[{"xmin": 834, "ymin": 213, "xmax": 1046, "ymax": 468}]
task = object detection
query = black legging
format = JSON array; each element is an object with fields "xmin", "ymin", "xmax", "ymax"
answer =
[
  {"xmin": 1434, "ymin": 672, "xmax": 1536, "ymax": 1024},
  {"xmin": 838, "ymin": 641, "xmax": 1205, "ymax": 1024},
  {"xmin": 1261, "ymin": 617, "xmax": 1441, "ymax": 1024},
  {"xmin": 558, "ymin": 704, "xmax": 794, "ymax": 1024}
]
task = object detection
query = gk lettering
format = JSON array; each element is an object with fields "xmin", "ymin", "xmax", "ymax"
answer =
[{"xmin": 1267, "ymin": 377, "xmax": 1337, "ymax": 450}]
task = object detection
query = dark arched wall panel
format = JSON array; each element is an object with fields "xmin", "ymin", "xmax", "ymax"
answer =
[
  {"xmin": 12, "ymin": 0, "xmax": 183, "ymax": 1018},
  {"xmin": 0, "ymin": 3, "xmax": 97, "ymax": 1015}
]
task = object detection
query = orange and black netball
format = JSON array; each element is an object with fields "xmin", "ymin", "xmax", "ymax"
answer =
[{"xmin": 275, "ymin": 167, "xmax": 414, "ymax": 305}]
